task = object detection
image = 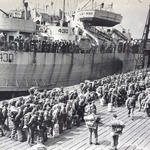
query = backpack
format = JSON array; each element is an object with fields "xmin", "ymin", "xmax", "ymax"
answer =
[
  {"xmin": 0, "ymin": 111, "xmax": 4, "ymax": 124},
  {"xmin": 127, "ymin": 97, "xmax": 135, "ymax": 108},
  {"xmin": 111, "ymin": 120, "xmax": 125, "ymax": 135},
  {"xmin": 84, "ymin": 114, "xmax": 100, "ymax": 129},
  {"xmin": 53, "ymin": 123, "xmax": 59, "ymax": 137},
  {"xmin": 23, "ymin": 112, "xmax": 32, "ymax": 129},
  {"xmin": 129, "ymin": 98, "xmax": 135, "ymax": 107},
  {"xmin": 9, "ymin": 107, "xmax": 18, "ymax": 121}
]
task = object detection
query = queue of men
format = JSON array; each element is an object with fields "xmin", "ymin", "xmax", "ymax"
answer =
[
  {"xmin": 0, "ymin": 84, "xmax": 98, "ymax": 146},
  {"xmin": 0, "ymin": 68, "xmax": 150, "ymax": 149}
]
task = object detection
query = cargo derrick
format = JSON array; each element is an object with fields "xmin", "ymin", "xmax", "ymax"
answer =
[
  {"xmin": 135, "ymin": 5, "xmax": 150, "ymax": 69},
  {"xmin": 75, "ymin": 0, "xmax": 123, "ymax": 52}
]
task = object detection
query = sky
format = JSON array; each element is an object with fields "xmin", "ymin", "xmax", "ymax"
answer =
[{"xmin": 0, "ymin": 0, "xmax": 149, "ymax": 38}]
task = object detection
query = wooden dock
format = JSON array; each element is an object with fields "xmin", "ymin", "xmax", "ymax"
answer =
[{"xmin": 0, "ymin": 100, "xmax": 150, "ymax": 150}]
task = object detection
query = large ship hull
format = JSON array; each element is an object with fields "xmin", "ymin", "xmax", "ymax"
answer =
[{"xmin": 0, "ymin": 51, "xmax": 138, "ymax": 94}]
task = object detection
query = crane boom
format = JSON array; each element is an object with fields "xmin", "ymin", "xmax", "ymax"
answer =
[{"xmin": 76, "ymin": 0, "xmax": 92, "ymax": 11}]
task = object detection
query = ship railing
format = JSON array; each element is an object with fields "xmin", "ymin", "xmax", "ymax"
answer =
[
  {"xmin": 0, "ymin": 38, "xmax": 141, "ymax": 54},
  {"xmin": 0, "ymin": 79, "xmax": 39, "ymax": 88}
]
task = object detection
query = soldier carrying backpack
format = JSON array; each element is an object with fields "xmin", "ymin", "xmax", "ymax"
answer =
[
  {"xmin": 0, "ymin": 108, "xmax": 5, "ymax": 136},
  {"xmin": 126, "ymin": 95, "xmax": 136, "ymax": 120},
  {"xmin": 144, "ymin": 95, "xmax": 150, "ymax": 117},
  {"xmin": 110, "ymin": 114, "xmax": 125, "ymax": 150},
  {"xmin": 84, "ymin": 107, "xmax": 101, "ymax": 145}
]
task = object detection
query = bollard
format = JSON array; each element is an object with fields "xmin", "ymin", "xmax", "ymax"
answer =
[
  {"xmin": 53, "ymin": 123, "xmax": 60, "ymax": 138},
  {"xmin": 100, "ymin": 97, "xmax": 105, "ymax": 106},
  {"xmin": 108, "ymin": 103, "xmax": 113, "ymax": 112}
]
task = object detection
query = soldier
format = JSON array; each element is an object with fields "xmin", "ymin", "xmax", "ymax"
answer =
[
  {"xmin": 126, "ymin": 95, "xmax": 136, "ymax": 119},
  {"xmin": 15, "ymin": 105, "xmax": 25, "ymax": 142},
  {"xmin": 90, "ymin": 101, "xmax": 97, "ymax": 113},
  {"xmin": 84, "ymin": 107, "xmax": 100, "ymax": 145},
  {"xmin": 37, "ymin": 111, "xmax": 47, "ymax": 143},
  {"xmin": 40, "ymin": 89, "xmax": 48, "ymax": 100},
  {"xmin": 47, "ymin": 108, "xmax": 54, "ymax": 136},
  {"xmin": 66, "ymin": 101, "xmax": 73, "ymax": 129},
  {"xmin": 111, "ymin": 88, "xmax": 118, "ymax": 106},
  {"xmin": 78, "ymin": 96, "xmax": 86, "ymax": 122},
  {"xmin": 27, "ymin": 111, "xmax": 39, "ymax": 146},
  {"xmin": 70, "ymin": 89, "xmax": 78, "ymax": 100},
  {"xmin": 138, "ymin": 91, "xmax": 145, "ymax": 112},
  {"xmin": 63, "ymin": 91, "xmax": 69, "ymax": 104},
  {"xmin": 144, "ymin": 93, "xmax": 150, "ymax": 117},
  {"xmin": 110, "ymin": 114, "xmax": 125, "ymax": 150},
  {"xmin": 9, "ymin": 100, "xmax": 19, "ymax": 140},
  {"xmin": 57, "ymin": 106, "xmax": 64, "ymax": 134},
  {"xmin": 61, "ymin": 104, "xmax": 67, "ymax": 130},
  {"xmin": 72, "ymin": 98, "xmax": 80, "ymax": 126},
  {"xmin": 2, "ymin": 102, "xmax": 9, "ymax": 133},
  {"xmin": 0, "ymin": 108, "xmax": 5, "ymax": 136}
]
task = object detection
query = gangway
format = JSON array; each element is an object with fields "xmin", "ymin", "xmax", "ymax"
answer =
[
  {"xmin": 86, "ymin": 26, "xmax": 113, "ymax": 41},
  {"xmin": 75, "ymin": 22, "xmax": 100, "ymax": 45},
  {"xmin": 112, "ymin": 29, "xmax": 128, "ymax": 41}
]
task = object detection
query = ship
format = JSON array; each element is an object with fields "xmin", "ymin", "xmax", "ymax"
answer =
[{"xmin": 0, "ymin": 0, "xmax": 142, "ymax": 99}]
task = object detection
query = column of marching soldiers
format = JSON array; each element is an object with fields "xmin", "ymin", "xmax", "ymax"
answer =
[{"xmin": 0, "ymin": 68, "xmax": 150, "ymax": 146}]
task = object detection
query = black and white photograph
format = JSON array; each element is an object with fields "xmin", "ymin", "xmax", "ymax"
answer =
[{"xmin": 0, "ymin": 0, "xmax": 150, "ymax": 150}]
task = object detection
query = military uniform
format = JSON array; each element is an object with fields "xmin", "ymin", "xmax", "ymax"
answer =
[
  {"xmin": 138, "ymin": 92, "xmax": 145, "ymax": 111},
  {"xmin": 84, "ymin": 109, "xmax": 100, "ymax": 145},
  {"xmin": 27, "ymin": 113, "xmax": 38, "ymax": 145},
  {"xmin": 66, "ymin": 102, "xmax": 72, "ymax": 129},
  {"xmin": 126, "ymin": 95, "xmax": 136, "ymax": 119},
  {"xmin": 15, "ymin": 106, "xmax": 25, "ymax": 142},
  {"xmin": 144, "ymin": 96, "xmax": 150, "ymax": 117},
  {"xmin": 0, "ymin": 108, "xmax": 5, "ymax": 136},
  {"xmin": 9, "ymin": 105, "xmax": 18, "ymax": 140},
  {"xmin": 72, "ymin": 99, "xmax": 80, "ymax": 126},
  {"xmin": 110, "ymin": 115, "xmax": 125, "ymax": 150},
  {"xmin": 37, "ymin": 111, "xmax": 47, "ymax": 143}
]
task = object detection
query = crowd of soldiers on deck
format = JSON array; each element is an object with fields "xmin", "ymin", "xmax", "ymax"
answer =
[
  {"xmin": 0, "ymin": 37, "xmax": 81, "ymax": 53},
  {"xmin": 117, "ymin": 39, "xmax": 141, "ymax": 53},
  {"xmin": 0, "ymin": 84, "xmax": 98, "ymax": 145},
  {"xmin": 0, "ymin": 68, "xmax": 150, "ymax": 146},
  {"xmin": 0, "ymin": 35, "xmax": 141, "ymax": 54}
]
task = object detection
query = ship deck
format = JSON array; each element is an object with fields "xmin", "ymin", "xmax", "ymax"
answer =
[{"xmin": 0, "ymin": 100, "xmax": 150, "ymax": 150}]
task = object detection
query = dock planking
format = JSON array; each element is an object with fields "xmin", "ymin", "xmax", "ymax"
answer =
[{"xmin": 0, "ymin": 100, "xmax": 150, "ymax": 150}]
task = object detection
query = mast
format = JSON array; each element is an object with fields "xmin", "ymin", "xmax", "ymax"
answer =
[
  {"xmin": 135, "ymin": 5, "xmax": 150, "ymax": 69},
  {"xmin": 62, "ymin": 0, "xmax": 66, "ymax": 22},
  {"xmin": 23, "ymin": 0, "xmax": 28, "ymax": 20},
  {"xmin": 92, "ymin": 0, "xmax": 94, "ymax": 9},
  {"xmin": 142, "ymin": 5, "xmax": 150, "ymax": 50},
  {"xmin": 143, "ymin": 5, "xmax": 150, "ymax": 68}
]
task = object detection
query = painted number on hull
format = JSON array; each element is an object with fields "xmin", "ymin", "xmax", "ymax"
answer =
[
  {"xmin": 0, "ymin": 52, "xmax": 14, "ymax": 63},
  {"xmin": 58, "ymin": 29, "xmax": 68, "ymax": 34}
]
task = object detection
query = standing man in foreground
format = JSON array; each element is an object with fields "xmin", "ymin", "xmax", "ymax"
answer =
[
  {"xmin": 110, "ymin": 114, "xmax": 125, "ymax": 150},
  {"xmin": 126, "ymin": 95, "xmax": 136, "ymax": 120},
  {"xmin": 84, "ymin": 105, "xmax": 101, "ymax": 145}
]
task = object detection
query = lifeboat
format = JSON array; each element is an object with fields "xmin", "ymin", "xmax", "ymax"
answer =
[{"xmin": 77, "ymin": 9, "xmax": 122, "ymax": 27}]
